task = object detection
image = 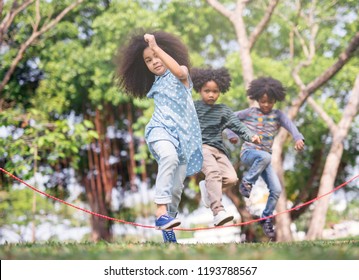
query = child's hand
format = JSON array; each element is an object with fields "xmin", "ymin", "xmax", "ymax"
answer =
[
  {"xmin": 229, "ymin": 137, "xmax": 239, "ymax": 144},
  {"xmin": 144, "ymin": 33, "xmax": 157, "ymax": 49},
  {"xmin": 251, "ymin": 135, "xmax": 261, "ymax": 144},
  {"xmin": 294, "ymin": 139, "xmax": 305, "ymax": 151}
]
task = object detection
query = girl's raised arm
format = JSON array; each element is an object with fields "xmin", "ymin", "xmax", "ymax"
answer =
[{"xmin": 144, "ymin": 34, "xmax": 189, "ymax": 86}]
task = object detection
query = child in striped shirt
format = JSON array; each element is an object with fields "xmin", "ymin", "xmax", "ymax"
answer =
[
  {"xmin": 192, "ymin": 67, "xmax": 260, "ymax": 226},
  {"xmin": 226, "ymin": 77, "xmax": 305, "ymax": 239}
]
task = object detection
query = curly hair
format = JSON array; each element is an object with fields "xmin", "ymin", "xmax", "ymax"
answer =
[
  {"xmin": 247, "ymin": 77, "xmax": 286, "ymax": 101},
  {"xmin": 191, "ymin": 67, "xmax": 231, "ymax": 94},
  {"xmin": 115, "ymin": 30, "xmax": 190, "ymax": 98}
]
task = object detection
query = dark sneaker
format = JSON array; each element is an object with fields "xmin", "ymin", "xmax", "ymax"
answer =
[
  {"xmin": 239, "ymin": 181, "xmax": 252, "ymax": 198},
  {"xmin": 155, "ymin": 214, "xmax": 181, "ymax": 230},
  {"xmin": 261, "ymin": 218, "xmax": 276, "ymax": 239},
  {"xmin": 162, "ymin": 229, "xmax": 177, "ymax": 243}
]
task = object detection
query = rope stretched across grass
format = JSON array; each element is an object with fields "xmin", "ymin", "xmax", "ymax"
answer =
[{"xmin": 1, "ymin": 167, "xmax": 358, "ymax": 232}]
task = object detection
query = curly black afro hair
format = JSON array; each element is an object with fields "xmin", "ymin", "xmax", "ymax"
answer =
[
  {"xmin": 115, "ymin": 30, "xmax": 190, "ymax": 98},
  {"xmin": 247, "ymin": 77, "xmax": 286, "ymax": 101},
  {"xmin": 191, "ymin": 67, "xmax": 231, "ymax": 94}
]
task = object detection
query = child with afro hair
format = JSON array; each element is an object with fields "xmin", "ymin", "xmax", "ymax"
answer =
[
  {"xmin": 226, "ymin": 76, "xmax": 305, "ymax": 239},
  {"xmin": 116, "ymin": 31, "xmax": 203, "ymax": 243},
  {"xmin": 192, "ymin": 67, "xmax": 260, "ymax": 227}
]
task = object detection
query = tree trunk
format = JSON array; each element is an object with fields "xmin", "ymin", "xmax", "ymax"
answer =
[
  {"xmin": 139, "ymin": 137, "xmax": 148, "ymax": 183},
  {"xmin": 82, "ymin": 109, "xmax": 114, "ymax": 242},
  {"xmin": 127, "ymin": 102, "xmax": 137, "ymax": 191},
  {"xmin": 90, "ymin": 215, "xmax": 112, "ymax": 242},
  {"xmin": 306, "ymin": 74, "xmax": 359, "ymax": 240},
  {"xmin": 290, "ymin": 149, "xmax": 323, "ymax": 220},
  {"xmin": 306, "ymin": 143, "xmax": 343, "ymax": 240},
  {"xmin": 224, "ymin": 187, "xmax": 257, "ymax": 242},
  {"xmin": 272, "ymin": 32, "xmax": 359, "ymax": 241}
]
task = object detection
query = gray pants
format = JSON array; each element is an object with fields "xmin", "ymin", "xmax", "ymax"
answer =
[{"xmin": 150, "ymin": 140, "xmax": 187, "ymax": 218}]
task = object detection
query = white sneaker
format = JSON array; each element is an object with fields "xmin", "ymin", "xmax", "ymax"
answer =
[
  {"xmin": 213, "ymin": 210, "xmax": 234, "ymax": 226},
  {"xmin": 199, "ymin": 180, "xmax": 210, "ymax": 208}
]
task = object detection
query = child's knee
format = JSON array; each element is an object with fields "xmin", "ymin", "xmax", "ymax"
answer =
[
  {"xmin": 161, "ymin": 153, "xmax": 179, "ymax": 166},
  {"xmin": 261, "ymin": 153, "xmax": 272, "ymax": 165},
  {"xmin": 272, "ymin": 187, "xmax": 282, "ymax": 198},
  {"xmin": 226, "ymin": 176, "xmax": 238, "ymax": 187}
]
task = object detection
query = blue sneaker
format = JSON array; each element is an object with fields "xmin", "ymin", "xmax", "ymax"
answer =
[
  {"xmin": 155, "ymin": 214, "xmax": 181, "ymax": 230},
  {"xmin": 162, "ymin": 229, "xmax": 177, "ymax": 243}
]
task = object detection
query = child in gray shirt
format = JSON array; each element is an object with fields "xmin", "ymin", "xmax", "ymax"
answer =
[{"xmin": 226, "ymin": 76, "xmax": 305, "ymax": 239}]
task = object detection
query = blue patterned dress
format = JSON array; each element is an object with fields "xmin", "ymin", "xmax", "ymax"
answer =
[{"xmin": 145, "ymin": 70, "xmax": 203, "ymax": 176}]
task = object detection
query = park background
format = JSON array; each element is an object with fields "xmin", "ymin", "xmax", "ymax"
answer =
[{"xmin": 0, "ymin": 0, "xmax": 358, "ymax": 246}]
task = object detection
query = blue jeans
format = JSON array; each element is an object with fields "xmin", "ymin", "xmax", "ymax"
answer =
[
  {"xmin": 241, "ymin": 149, "xmax": 282, "ymax": 218},
  {"xmin": 150, "ymin": 140, "xmax": 187, "ymax": 218}
]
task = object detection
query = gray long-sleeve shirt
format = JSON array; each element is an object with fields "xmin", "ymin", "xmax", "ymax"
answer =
[{"xmin": 226, "ymin": 107, "xmax": 304, "ymax": 154}]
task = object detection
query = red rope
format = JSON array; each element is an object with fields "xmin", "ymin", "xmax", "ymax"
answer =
[{"xmin": 1, "ymin": 167, "xmax": 358, "ymax": 231}]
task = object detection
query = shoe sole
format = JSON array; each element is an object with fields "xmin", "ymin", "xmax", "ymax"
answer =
[
  {"xmin": 155, "ymin": 220, "xmax": 181, "ymax": 230},
  {"xmin": 199, "ymin": 182, "xmax": 210, "ymax": 208},
  {"xmin": 214, "ymin": 215, "xmax": 234, "ymax": 226}
]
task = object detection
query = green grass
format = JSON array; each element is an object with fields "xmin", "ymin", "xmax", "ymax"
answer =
[{"xmin": 1, "ymin": 239, "xmax": 358, "ymax": 260}]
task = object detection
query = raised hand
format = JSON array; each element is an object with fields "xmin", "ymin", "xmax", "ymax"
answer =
[{"xmin": 144, "ymin": 33, "xmax": 157, "ymax": 49}]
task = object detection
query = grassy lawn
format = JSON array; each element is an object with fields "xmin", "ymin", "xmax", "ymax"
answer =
[{"xmin": 1, "ymin": 238, "xmax": 358, "ymax": 260}]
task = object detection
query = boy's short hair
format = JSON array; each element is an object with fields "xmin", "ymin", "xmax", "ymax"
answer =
[
  {"xmin": 247, "ymin": 77, "xmax": 286, "ymax": 101},
  {"xmin": 191, "ymin": 67, "xmax": 231, "ymax": 93}
]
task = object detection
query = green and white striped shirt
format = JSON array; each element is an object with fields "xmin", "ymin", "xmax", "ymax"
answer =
[{"xmin": 194, "ymin": 100, "xmax": 254, "ymax": 157}]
